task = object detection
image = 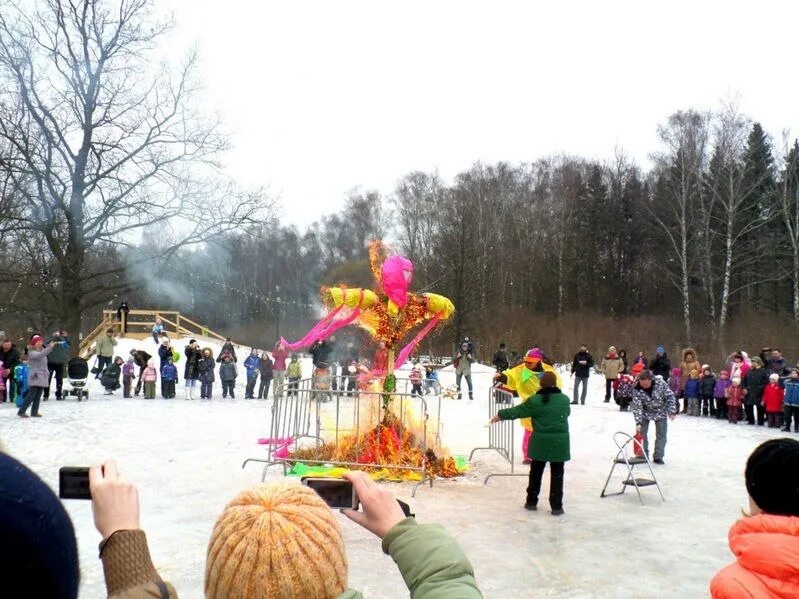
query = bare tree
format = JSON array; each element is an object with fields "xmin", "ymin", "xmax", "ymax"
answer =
[
  {"xmin": 778, "ymin": 136, "xmax": 799, "ymax": 321},
  {"xmin": 0, "ymin": 0, "xmax": 264, "ymax": 335},
  {"xmin": 650, "ymin": 110, "xmax": 709, "ymax": 343},
  {"xmin": 707, "ymin": 107, "xmax": 775, "ymax": 331}
]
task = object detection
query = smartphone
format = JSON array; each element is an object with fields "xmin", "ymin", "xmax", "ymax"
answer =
[
  {"xmin": 302, "ymin": 477, "xmax": 359, "ymax": 509},
  {"xmin": 59, "ymin": 466, "xmax": 91, "ymax": 500}
]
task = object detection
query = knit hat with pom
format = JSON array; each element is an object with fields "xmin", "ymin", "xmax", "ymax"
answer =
[{"xmin": 205, "ymin": 481, "xmax": 348, "ymax": 599}]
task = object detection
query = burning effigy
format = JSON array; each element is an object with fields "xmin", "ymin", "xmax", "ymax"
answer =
[{"xmin": 279, "ymin": 241, "xmax": 464, "ymax": 481}]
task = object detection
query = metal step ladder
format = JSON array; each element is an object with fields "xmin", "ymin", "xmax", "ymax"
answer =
[{"xmin": 600, "ymin": 431, "xmax": 665, "ymax": 504}]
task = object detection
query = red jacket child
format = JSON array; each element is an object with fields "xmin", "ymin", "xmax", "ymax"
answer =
[
  {"xmin": 726, "ymin": 382, "xmax": 746, "ymax": 407},
  {"xmin": 762, "ymin": 379, "xmax": 785, "ymax": 413}
]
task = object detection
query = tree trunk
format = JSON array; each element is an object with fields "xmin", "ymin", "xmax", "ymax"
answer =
[
  {"xmin": 680, "ymin": 201, "xmax": 692, "ymax": 343},
  {"xmin": 719, "ymin": 209, "xmax": 735, "ymax": 330}
]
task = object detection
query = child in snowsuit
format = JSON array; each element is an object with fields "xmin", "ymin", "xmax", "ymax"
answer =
[
  {"xmin": 258, "ymin": 352, "xmax": 273, "ymax": 399},
  {"xmin": 122, "ymin": 358, "xmax": 135, "ymax": 398},
  {"xmin": 714, "ymin": 370, "xmax": 731, "ymax": 420},
  {"xmin": 14, "ymin": 358, "xmax": 29, "ymax": 408},
  {"xmin": 198, "ymin": 348, "xmax": 216, "ymax": 399},
  {"xmin": 409, "ymin": 361, "xmax": 424, "ymax": 397},
  {"xmin": 424, "ymin": 364, "xmax": 441, "ymax": 395},
  {"xmin": 243, "ymin": 349, "xmax": 260, "ymax": 399},
  {"xmin": 142, "ymin": 359, "xmax": 158, "ymax": 399},
  {"xmin": 101, "ymin": 356, "xmax": 123, "ymax": 395},
  {"xmin": 219, "ymin": 355, "xmax": 237, "ymax": 398},
  {"xmin": 782, "ymin": 368, "xmax": 799, "ymax": 432},
  {"xmin": 685, "ymin": 370, "xmax": 701, "ymax": 416},
  {"xmin": 616, "ymin": 363, "xmax": 642, "ymax": 412},
  {"xmin": 726, "ymin": 378, "xmax": 746, "ymax": 424},
  {"xmin": 287, "ymin": 354, "xmax": 302, "ymax": 397},
  {"xmin": 668, "ymin": 367, "xmax": 682, "ymax": 410},
  {"xmin": 161, "ymin": 357, "xmax": 178, "ymax": 399},
  {"xmin": 762, "ymin": 373, "xmax": 785, "ymax": 428},
  {"xmin": 699, "ymin": 367, "xmax": 716, "ymax": 417}
]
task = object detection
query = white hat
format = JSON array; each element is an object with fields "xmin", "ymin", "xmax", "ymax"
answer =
[{"xmin": 769, "ymin": 373, "xmax": 780, "ymax": 381}]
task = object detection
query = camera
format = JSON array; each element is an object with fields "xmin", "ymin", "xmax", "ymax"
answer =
[
  {"xmin": 302, "ymin": 477, "xmax": 358, "ymax": 509},
  {"xmin": 59, "ymin": 466, "xmax": 91, "ymax": 500}
]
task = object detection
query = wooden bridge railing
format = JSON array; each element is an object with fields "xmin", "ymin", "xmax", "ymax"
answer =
[{"xmin": 79, "ymin": 309, "xmax": 228, "ymax": 357}]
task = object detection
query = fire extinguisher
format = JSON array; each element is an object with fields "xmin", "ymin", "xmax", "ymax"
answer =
[{"xmin": 633, "ymin": 427, "xmax": 645, "ymax": 458}]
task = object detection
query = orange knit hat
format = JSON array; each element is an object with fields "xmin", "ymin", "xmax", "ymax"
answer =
[{"xmin": 205, "ymin": 481, "xmax": 348, "ymax": 599}]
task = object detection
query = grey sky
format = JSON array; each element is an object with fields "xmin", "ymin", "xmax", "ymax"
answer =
[{"xmin": 165, "ymin": 0, "xmax": 799, "ymax": 226}]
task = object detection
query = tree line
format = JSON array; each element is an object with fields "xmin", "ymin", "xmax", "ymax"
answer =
[{"xmin": 1, "ymin": 1, "xmax": 798, "ymax": 363}]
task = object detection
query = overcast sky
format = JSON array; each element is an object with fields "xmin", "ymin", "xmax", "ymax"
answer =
[{"xmin": 164, "ymin": 0, "xmax": 799, "ymax": 226}]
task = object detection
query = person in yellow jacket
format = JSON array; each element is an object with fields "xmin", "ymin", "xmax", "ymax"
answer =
[{"xmin": 495, "ymin": 348, "xmax": 562, "ymax": 462}]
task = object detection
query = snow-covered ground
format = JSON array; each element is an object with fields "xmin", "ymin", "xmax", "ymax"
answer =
[{"xmin": 0, "ymin": 337, "xmax": 780, "ymax": 598}]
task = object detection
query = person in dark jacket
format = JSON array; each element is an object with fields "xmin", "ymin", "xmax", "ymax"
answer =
[
  {"xmin": 767, "ymin": 349, "xmax": 791, "ymax": 377},
  {"xmin": 492, "ymin": 343, "xmax": 509, "ymax": 373},
  {"xmin": 650, "ymin": 346, "xmax": 671, "ymax": 381},
  {"xmin": 631, "ymin": 369, "xmax": 678, "ymax": 464},
  {"xmin": 156, "ymin": 338, "xmax": 173, "ymax": 396},
  {"xmin": 570, "ymin": 344, "xmax": 594, "ymax": 405},
  {"xmin": 699, "ymin": 366, "xmax": 717, "ymax": 417},
  {"xmin": 197, "ymin": 348, "xmax": 216, "ymax": 399},
  {"xmin": 129, "ymin": 348, "xmax": 152, "ymax": 396},
  {"xmin": 184, "ymin": 339, "xmax": 201, "ymax": 400},
  {"xmin": 217, "ymin": 338, "xmax": 238, "ymax": 363},
  {"xmin": 0, "ymin": 338, "xmax": 21, "ymax": 403},
  {"xmin": 309, "ymin": 338, "xmax": 334, "ymax": 368},
  {"xmin": 258, "ymin": 352, "xmax": 274, "ymax": 399},
  {"xmin": 44, "ymin": 330, "xmax": 70, "ymax": 400},
  {"xmin": 744, "ymin": 357, "xmax": 769, "ymax": 426},
  {"xmin": 219, "ymin": 355, "xmax": 237, "ymax": 398},
  {"xmin": 634, "ymin": 350, "xmax": 649, "ymax": 368},
  {"xmin": 116, "ymin": 301, "xmax": 130, "ymax": 333},
  {"xmin": 491, "ymin": 370, "xmax": 570, "ymax": 515},
  {"xmin": 101, "ymin": 357, "xmax": 123, "ymax": 394}
]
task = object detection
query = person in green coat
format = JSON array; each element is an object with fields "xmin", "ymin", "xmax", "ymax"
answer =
[
  {"xmin": 491, "ymin": 370, "xmax": 571, "ymax": 515},
  {"xmin": 87, "ymin": 465, "xmax": 483, "ymax": 598}
]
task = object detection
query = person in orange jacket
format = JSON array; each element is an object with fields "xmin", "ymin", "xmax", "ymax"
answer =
[{"xmin": 710, "ymin": 438, "xmax": 799, "ymax": 597}]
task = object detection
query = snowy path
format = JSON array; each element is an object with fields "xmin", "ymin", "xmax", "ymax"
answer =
[{"xmin": 0, "ymin": 344, "xmax": 779, "ymax": 598}]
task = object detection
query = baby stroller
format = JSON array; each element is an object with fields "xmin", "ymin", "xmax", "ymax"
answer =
[{"xmin": 66, "ymin": 357, "xmax": 89, "ymax": 401}]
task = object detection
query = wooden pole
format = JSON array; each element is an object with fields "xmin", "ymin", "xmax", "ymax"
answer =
[{"xmin": 387, "ymin": 348, "xmax": 395, "ymax": 376}]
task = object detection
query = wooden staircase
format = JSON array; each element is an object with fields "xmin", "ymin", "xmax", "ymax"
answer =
[{"xmin": 79, "ymin": 310, "xmax": 229, "ymax": 358}]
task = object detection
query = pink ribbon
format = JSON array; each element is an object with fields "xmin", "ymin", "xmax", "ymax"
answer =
[{"xmin": 393, "ymin": 310, "xmax": 444, "ymax": 370}]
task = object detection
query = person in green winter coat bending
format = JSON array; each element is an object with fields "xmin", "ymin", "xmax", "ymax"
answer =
[{"xmin": 491, "ymin": 370, "xmax": 571, "ymax": 515}]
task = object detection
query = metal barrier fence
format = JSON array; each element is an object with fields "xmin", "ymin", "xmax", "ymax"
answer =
[
  {"xmin": 469, "ymin": 385, "xmax": 527, "ymax": 483},
  {"xmin": 242, "ymin": 376, "xmax": 441, "ymax": 496}
]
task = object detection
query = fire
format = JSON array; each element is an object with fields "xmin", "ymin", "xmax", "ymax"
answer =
[{"xmin": 288, "ymin": 403, "xmax": 465, "ymax": 481}]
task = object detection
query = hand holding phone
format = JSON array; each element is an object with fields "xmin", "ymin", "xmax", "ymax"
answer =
[
  {"xmin": 340, "ymin": 471, "xmax": 407, "ymax": 539},
  {"xmin": 302, "ymin": 477, "xmax": 359, "ymax": 509}
]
